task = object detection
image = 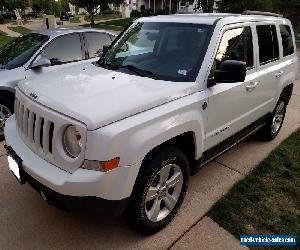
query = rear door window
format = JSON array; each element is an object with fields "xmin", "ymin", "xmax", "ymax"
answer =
[
  {"xmin": 256, "ymin": 25, "xmax": 279, "ymax": 65},
  {"xmin": 85, "ymin": 32, "xmax": 113, "ymax": 58},
  {"xmin": 279, "ymin": 25, "xmax": 294, "ymax": 57}
]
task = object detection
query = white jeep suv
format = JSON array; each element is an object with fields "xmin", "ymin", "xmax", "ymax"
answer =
[{"xmin": 4, "ymin": 13, "xmax": 298, "ymax": 234}]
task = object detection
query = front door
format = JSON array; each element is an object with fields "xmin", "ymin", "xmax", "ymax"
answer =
[
  {"xmin": 26, "ymin": 33, "xmax": 87, "ymax": 78},
  {"xmin": 204, "ymin": 23, "xmax": 260, "ymax": 150}
]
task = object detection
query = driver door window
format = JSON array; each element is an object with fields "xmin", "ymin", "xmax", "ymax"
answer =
[
  {"xmin": 215, "ymin": 26, "xmax": 253, "ymax": 70},
  {"xmin": 41, "ymin": 34, "xmax": 83, "ymax": 66}
]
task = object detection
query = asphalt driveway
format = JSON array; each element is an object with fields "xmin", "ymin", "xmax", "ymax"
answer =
[{"xmin": 0, "ymin": 54, "xmax": 299, "ymax": 250}]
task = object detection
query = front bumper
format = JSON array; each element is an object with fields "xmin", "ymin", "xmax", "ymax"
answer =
[{"xmin": 4, "ymin": 116, "xmax": 141, "ymax": 213}]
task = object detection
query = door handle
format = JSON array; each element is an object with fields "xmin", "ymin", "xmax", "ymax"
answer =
[
  {"xmin": 246, "ymin": 81, "xmax": 259, "ymax": 92},
  {"xmin": 275, "ymin": 70, "xmax": 283, "ymax": 79}
]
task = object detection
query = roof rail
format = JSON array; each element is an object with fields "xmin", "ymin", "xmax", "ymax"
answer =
[{"xmin": 242, "ymin": 10, "xmax": 283, "ymax": 17}]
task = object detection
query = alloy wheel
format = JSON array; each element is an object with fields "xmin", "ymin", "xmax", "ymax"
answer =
[
  {"xmin": 145, "ymin": 164, "xmax": 183, "ymax": 222},
  {"xmin": 271, "ymin": 101, "xmax": 285, "ymax": 135}
]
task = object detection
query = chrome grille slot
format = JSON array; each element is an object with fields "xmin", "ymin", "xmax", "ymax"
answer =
[
  {"xmin": 49, "ymin": 122, "xmax": 54, "ymax": 154},
  {"xmin": 39, "ymin": 118, "xmax": 44, "ymax": 148},
  {"xmin": 32, "ymin": 113, "xmax": 36, "ymax": 142}
]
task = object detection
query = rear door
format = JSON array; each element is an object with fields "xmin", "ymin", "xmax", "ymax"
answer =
[
  {"xmin": 204, "ymin": 23, "xmax": 260, "ymax": 150},
  {"xmin": 253, "ymin": 23, "xmax": 283, "ymax": 115}
]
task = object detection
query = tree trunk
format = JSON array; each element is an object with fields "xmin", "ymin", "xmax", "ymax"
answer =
[
  {"xmin": 200, "ymin": 0, "xmax": 214, "ymax": 13},
  {"xmin": 90, "ymin": 13, "xmax": 95, "ymax": 27},
  {"xmin": 208, "ymin": 0, "xmax": 214, "ymax": 13},
  {"xmin": 201, "ymin": 0, "xmax": 208, "ymax": 13}
]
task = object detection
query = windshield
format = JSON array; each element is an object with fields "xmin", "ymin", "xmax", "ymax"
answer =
[
  {"xmin": 99, "ymin": 22, "xmax": 212, "ymax": 81},
  {"xmin": 0, "ymin": 33, "xmax": 49, "ymax": 70}
]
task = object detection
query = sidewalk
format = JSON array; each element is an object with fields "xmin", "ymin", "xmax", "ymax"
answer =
[
  {"xmin": 0, "ymin": 23, "xmax": 20, "ymax": 37},
  {"xmin": 168, "ymin": 55, "xmax": 300, "ymax": 249}
]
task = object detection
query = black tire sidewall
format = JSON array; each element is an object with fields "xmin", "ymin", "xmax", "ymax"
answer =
[{"xmin": 129, "ymin": 147, "xmax": 190, "ymax": 234}]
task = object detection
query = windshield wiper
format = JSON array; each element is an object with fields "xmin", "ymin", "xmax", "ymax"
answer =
[
  {"xmin": 96, "ymin": 60, "xmax": 155, "ymax": 79},
  {"xmin": 115, "ymin": 64, "xmax": 155, "ymax": 79}
]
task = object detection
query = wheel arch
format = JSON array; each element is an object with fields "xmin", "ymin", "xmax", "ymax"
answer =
[{"xmin": 281, "ymin": 83, "xmax": 293, "ymax": 104}]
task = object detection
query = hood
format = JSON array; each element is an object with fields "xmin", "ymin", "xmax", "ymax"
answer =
[{"xmin": 18, "ymin": 63, "xmax": 197, "ymax": 130}]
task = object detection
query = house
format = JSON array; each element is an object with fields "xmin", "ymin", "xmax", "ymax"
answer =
[
  {"xmin": 70, "ymin": 1, "xmax": 218, "ymax": 18},
  {"xmin": 122, "ymin": 0, "xmax": 199, "ymax": 17}
]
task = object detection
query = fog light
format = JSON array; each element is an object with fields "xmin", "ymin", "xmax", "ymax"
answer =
[{"xmin": 83, "ymin": 158, "xmax": 120, "ymax": 172}]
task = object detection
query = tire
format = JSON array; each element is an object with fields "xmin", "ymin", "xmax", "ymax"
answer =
[
  {"xmin": 257, "ymin": 94, "xmax": 287, "ymax": 141},
  {"xmin": 0, "ymin": 95, "xmax": 14, "ymax": 141},
  {"xmin": 126, "ymin": 147, "xmax": 190, "ymax": 234}
]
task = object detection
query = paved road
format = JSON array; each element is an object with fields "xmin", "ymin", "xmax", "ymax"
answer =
[{"xmin": 0, "ymin": 54, "xmax": 299, "ymax": 250}]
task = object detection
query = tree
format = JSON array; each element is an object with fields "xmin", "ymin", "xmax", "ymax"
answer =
[
  {"xmin": 194, "ymin": 0, "xmax": 215, "ymax": 13},
  {"xmin": 216, "ymin": 0, "xmax": 299, "ymax": 26},
  {"xmin": 70, "ymin": 0, "xmax": 122, "ymax": 27},
  {"xmin": 217, "ymin": 0, "xmax": 273, "ymax": 13},
  {"xmin": 3, "ymin": 0, "xmax": 30, "ymax": 10},
  {"xmin": 272, "ymin": 0, "xmax": 300, "ymax": 25}
]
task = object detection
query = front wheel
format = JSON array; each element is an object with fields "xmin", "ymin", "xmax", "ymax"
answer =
[
  {"xmin": 257, "ymin": 96, "xmax": 287, "ymax": 141},
  {"xmin": 126, "ymin": 147, "xmax": 190, "ymax": 234}
]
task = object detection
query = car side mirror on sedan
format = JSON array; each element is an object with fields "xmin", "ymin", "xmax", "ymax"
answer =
[
  {"xmin": 102, "ymin": 45, "xmax": 110, "ymax": 53},
  {"xmin": 30, "ymin": 56, "xmax": 51, "ymax": 69}
]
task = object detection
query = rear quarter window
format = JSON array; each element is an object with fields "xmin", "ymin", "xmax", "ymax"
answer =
[
  {"xmin": 279, "ymin": 25, "xmax": 295, "ymax": 57},
  {"xmin": 256, "ymin": 24, "xmax": 279, "ymax": 65}
]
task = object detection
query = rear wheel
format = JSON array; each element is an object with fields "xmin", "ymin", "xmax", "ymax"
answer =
[
  {"xmin": 257, "ymin": 95, "xmax": 287, "ymax": 141},
  {"xmin": 127, "ymin": 147, "xmax": 190, "ymax": 234},
  {"xmin": 0, "ymin": 96, "xmax": 14, "ymax": 141}
]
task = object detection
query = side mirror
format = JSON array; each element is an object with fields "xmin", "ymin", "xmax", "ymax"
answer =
[
  {"xmin": 214, "ymin": 60, "xmax": 246, "ymax": 84},
  {"xmin": 102, "ymin": 45, "xmax": 109, "ymax": 53},
  {"xmin": 30, "ymin": 56, "xmax": 51, "ymax": 69}
]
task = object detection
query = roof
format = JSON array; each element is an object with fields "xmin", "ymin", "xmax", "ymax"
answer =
[
  {"xmin": 31, "ymin": 27, "xmax": 117, "ymax": 38},
  {"xmin": 136, "ymin": 13, "xmax": 290, "ymax": 25}
]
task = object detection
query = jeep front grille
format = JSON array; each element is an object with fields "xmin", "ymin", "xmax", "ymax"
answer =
[
  {"xmin": 14, "ymin": 89, "xmax": 86, "ymax": 173},
  {"xmin": 15, "ymin": 98, "xmax": 55, "ymax": 154}
]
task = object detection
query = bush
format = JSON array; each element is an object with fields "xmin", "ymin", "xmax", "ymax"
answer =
[
  {"xmin": 0, "ymin": 15, "xmax": 5, "ymax": 24},
  {"xmin": 156, "ymin": 9, "xmax": 170, "ymax": 15},
  {"xmin": 130, "ymin": 10, "xmax": 142, "ymax": 18},
  {"xmin": 142, "ymin": 9, "xmax": 155, "ymax": 17},
  {"xmin": 130, "ymin": 9, "xmax": 156, "ymax": 18},
  {"xmin": 100, "ymin": 9, "xmax": 120, "ymax": 15}
]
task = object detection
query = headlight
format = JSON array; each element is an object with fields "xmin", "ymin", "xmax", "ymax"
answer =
[{"xmin": 63, "ymin": 125, "xmax": 82, "ymax": 158}]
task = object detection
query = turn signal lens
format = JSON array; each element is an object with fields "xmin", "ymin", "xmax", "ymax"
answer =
[{"xmin": 83, "ymin": 158, "xmax": 120, "ymax": 172}]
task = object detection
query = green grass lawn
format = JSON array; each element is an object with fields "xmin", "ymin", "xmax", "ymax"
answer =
[
  {"xmin": 85, "ymin": 17, "xmax": 133, "ymax": 32},
  {"xmin": 8, "ymin": 26, "xmax": 30, "ymax": 34},
  {"xmin": 84, "ymin": 14, "xmax": 122, "ymax": 22},
  {"xmin": 70, "ymin": 16, "xmax": 81, "ymax": 23},
  {"xmin": 209, "ymin": 129, "xmax": 300, "ymax": 249},
  {"xmin": 94, "ymin": 14, "xmax": 122, "ymax": 21},
  {"xmin": 0, "ymin": 31, "xmax": 13, "ymax": 48}
]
